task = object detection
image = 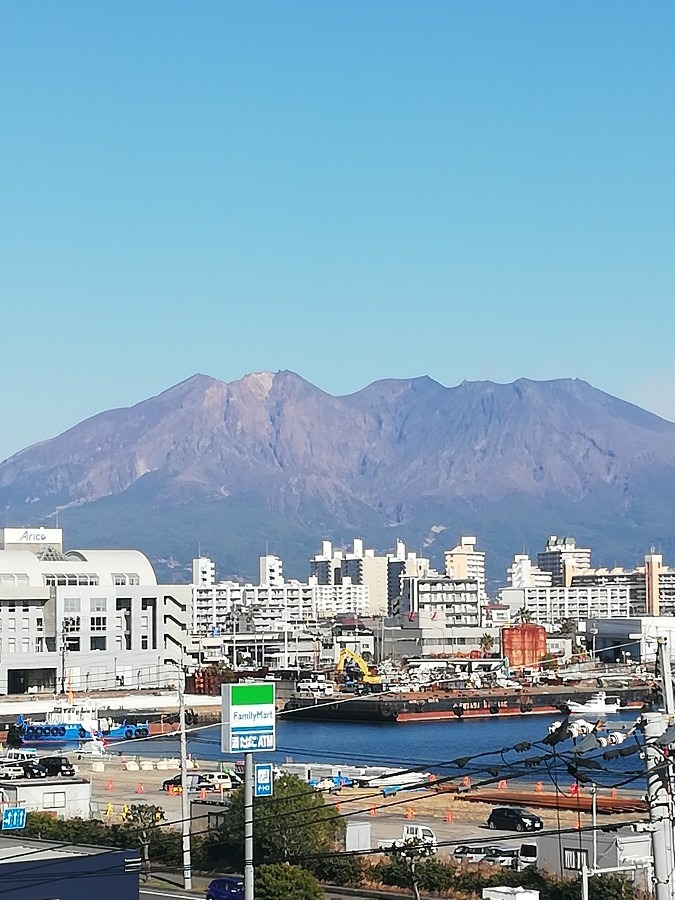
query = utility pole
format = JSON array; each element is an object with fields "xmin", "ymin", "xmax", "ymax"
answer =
[
  {"xmin": 178, "ymin": 650, "xmax": 192, "ymax": 891},
  {"xmin": 244, "ymin": 753, "xmax": 254, "ymax": 900},
  {"xmin": 642, "ymin": 638, "xmax": 675, "ymax": 900}
]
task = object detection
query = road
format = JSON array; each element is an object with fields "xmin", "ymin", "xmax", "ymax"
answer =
[{"xmin": 140, "ymin": 886, "xmax": 394, "ymax": 900}]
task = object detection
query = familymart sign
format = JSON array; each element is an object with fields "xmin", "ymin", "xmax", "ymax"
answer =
[{"xmin": 221, "ymin": 682, "xmax": 276, "ymax": 753}]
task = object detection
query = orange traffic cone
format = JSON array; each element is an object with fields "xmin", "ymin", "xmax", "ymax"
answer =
[
  {"xmin": 369, "ymin": 805, "xmax": 377, "ymax": 816},
  {"xmin": 405, "ymin": 807, "xmax": 415, "ymax": 819},
  {"xmin": 105, "ymin": 780, "xmax": 114, "ymax": 792},
  {"xmin": 445, "ymin": 810, "xmax": 453, "ymax": 823},
  {"xmin": 498, "ymin": 779, "xmax": 508, "ymax": 790},
  {"xmin": 135, "ymin": 783, "xmax": 144, "ymax": 794}
]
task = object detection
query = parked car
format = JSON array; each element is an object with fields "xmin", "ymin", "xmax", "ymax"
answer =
[
  {"xmin": 487, "ymin": 807, "xmax": 543, "ymax": 832},
  {"xmin": 484, "ymin": 846, "xmax": 520, "ymax": 868},
  {"xmin": 199, "ymin": 771, "xmax": 242, "ymax": 791},
  {"xmin": 39, "ymin": 756, "xmax": 76, "ymax": 777},
  {"xmin": 162, "ymin": 773, "xmax": 210, "ymax": 793},
  {"xmin": 19, "ymin": 760, "xmax": 47, "ymax": 779},
  {"xmin": 519, "ymin": 842, "xmax": 538, "ymax": 868},
  {"xmin": 205, "ymin": 876, "xmax": 244, "ymax": 899},
  {"xmin": 453, "ymin": 844, "xmax": 500, "ymax": 863},
  {"xmin": 0, "ymin": 763, "xmax": 25, "ymax": 780}
]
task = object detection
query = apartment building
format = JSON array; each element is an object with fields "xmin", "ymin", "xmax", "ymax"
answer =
[
  {"xmin": 0, "ymin": 527, "xmax": 190, "ymax": 694},
  {"xmin": 400, "ymin": 573, "xmax": 481, "ymax": 626},
  {"xmin": 537, "ymin": 535, "xmax": 592, "ymax": 586},
  {"xmin": 570, "ymin": 552, "xmax": 675, "ymax": 616},
  {"xmin": 499, "ymin": 584, "xmax": 631, "ymax": 624},
  {"xmin": 507, "ymin": 554, "xmax": 553, "ymax": 588},
  {"xmin": 444, "ymin": 536, "xmax": 487, "ymax": 602}
]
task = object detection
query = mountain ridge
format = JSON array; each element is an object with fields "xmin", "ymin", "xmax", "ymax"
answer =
[{"xmin": 1, "ymin": 370, "xmax": 674, "ymax": 584}]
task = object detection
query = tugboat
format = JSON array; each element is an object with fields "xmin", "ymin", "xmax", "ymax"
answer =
[{"xmin": 11, "ymin": 701, "xmax": 150, "ymax": 746}]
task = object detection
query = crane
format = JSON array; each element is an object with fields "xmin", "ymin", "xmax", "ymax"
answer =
[{"xmin": 336, "ymin": 647, "xmax": 382, "ymax": 685}]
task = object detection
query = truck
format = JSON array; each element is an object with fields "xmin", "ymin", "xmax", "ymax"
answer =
[{"xmin": 377, "ymin": 824, "xmax": 438, "ymax": 854}]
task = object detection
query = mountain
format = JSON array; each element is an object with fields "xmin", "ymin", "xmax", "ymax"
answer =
[{"xmin": 1, "ymin": 370, "xmax": 674, "ymax": 587}]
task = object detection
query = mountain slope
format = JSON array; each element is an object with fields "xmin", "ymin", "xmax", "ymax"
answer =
[{"xmin": 1, "ymin": 371, "xmax": 674, "ymax": 583}]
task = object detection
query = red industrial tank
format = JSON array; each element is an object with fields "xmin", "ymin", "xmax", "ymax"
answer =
[{"xmin": 501, "ymin": 624, "xmax": 547, "ymax": 669}]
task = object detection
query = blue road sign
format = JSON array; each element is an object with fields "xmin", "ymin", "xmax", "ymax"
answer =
[
  {"xmin": 254, "ymin": 763, "xmax": 274, "ymax": 798},
  {"xmin": 2, "ymin": 807, "xmax": 26, "ymax": 830}
]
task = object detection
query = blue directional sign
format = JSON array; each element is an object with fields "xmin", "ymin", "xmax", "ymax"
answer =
[
  {"xmin": 254, "ymin": 763, "xmax": 274, "ymax": 798},
  {"xmin": 2, "ymin": 807, "xmax": 26, "ymax": 830}
]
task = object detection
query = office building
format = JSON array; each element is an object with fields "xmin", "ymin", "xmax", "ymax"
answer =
[{"xmin": 0, "ymin": 526, "xmax": 190, "ymax": 694}]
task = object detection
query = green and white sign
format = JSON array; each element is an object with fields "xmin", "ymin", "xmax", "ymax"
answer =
[{"xmin": 221, "ymin": 682, "xmax": 276, "ymax": 753}]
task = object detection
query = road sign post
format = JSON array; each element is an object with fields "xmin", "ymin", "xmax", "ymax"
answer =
[
  {"xmin": 255, "ymin": 764, "xmax": 274, "ymax": 798},
  {"xmin": 222, "ymin": 682, "xmax": 276, "ymax": 900},
  {"xmin": 2, "ymin": 808, "xmax": 26, "ymax": 830}
]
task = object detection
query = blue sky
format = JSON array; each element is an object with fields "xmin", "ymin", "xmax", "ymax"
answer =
[{"xmin": 1, "ymin": 1, "xmax": 673, "ymax": 461}]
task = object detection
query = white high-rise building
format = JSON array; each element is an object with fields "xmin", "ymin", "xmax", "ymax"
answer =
[
  {"xmin": 259, "ymin": 554, "xmax": 284, "ymax": 586},
  {"xmin": 507, "ymin": 554, "xmax": 552, "ymax": 589},
  {"xmin": 537, "ymin": 536, "xmax": 592, "ymax": 587},
  {"xmin": 444, "ymin": 536, "xmax": 487, "ymax": 602},
  {"xmin": 192, "ymin": 557, "xmax": 215, "ymax": 587}
]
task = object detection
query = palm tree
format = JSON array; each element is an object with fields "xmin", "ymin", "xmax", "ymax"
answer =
[
  {"xmin": 480, "ymin": 633, "xmax": 495, "ymax": 657},
  {"xmin": 516, "ymin": 607, "xmax": 533, "ymax": 624}
]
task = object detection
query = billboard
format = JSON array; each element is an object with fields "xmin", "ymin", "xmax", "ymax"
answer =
[{"xmin": 221, "ymin": 681, "xmax": 276, "ymax": 753}]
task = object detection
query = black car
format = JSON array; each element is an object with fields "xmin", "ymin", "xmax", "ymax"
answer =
[
  {"xmin": 39, "ymin": 756, "xmax": 76, "ymax": 777},
  {"xmin": 487, "ymin": 807, "xmax": 543, "ymax": 832},
  {"xmin": 19, "ymin": 760, "xmax": 47, "ymax": 779}
]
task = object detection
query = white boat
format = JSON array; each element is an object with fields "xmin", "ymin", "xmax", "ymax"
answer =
[{"xmin": 565, "ymin": 691, "xmax": 620, "ymax": 715}]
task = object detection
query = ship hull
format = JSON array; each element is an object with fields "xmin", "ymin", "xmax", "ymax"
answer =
[{"xmin": 282, "ymin": 686, "xmax": 651, "ymax": 723}]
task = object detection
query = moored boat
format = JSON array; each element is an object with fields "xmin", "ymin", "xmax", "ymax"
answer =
[
  {"xmin": 564, "ymin": 691, "xmax": 620, "ymax": 716},
  {"xmin": 11, "ymin": 701, "xmax": 150, "ymax": 745}
]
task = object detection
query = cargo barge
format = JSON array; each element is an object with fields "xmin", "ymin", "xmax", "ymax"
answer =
[{"xmin": 282, "ymin": 684, "xmax": 654, "ymax": 723}]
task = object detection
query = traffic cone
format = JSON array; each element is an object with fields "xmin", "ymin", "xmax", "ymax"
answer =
[
  {"xmin": 462, "ymin": 776, "xmax": 471, "ymax": 788},
  {"xmin": 498, "ymin": 779, "xmax": 508, "ymax": 790},
  {"xmin": 535, "ymin": 781, "xmax": 543, "ymax": 792},
  {"xmin": 335, "ymin": 802, "xmax": 341, "ymax": 813},
  {"xmin": 405, "ymin": 807, "xmax": 415, "ymax": 819},
  {"xmin": 105, "ymin": 780, "xmax": 114, "ymax": 791},
  {"xmin": 445, "ymin": 810, "xmax": 453, "ymax": 823},
  {"xmin": 369, "ymin": 805, "xmax": 377, "ymax": 816},
  {"xmin": 199, "ymin": 788, "xmax": 208, "ymax": 800},
  {"xmin": 135, "ymin": 783, "xmax": 144, "ymax": 794}
]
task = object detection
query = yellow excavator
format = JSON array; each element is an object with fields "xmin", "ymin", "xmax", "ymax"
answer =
[{"xmin": 336, "ymin": 647, "xmax": 382, "ymax": 685}]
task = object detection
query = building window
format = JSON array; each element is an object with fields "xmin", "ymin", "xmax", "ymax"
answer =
[
  {"xmin": 43, "ymin": 791, "xmax": 66, "ymax": 809},
  {"xmin": 90, "ymin": 598, "xmax": 107, "ymax": 612},
  {"xmin": 63, "ymin": 598, "xmax": 80, "ymax": 613},
  {"xmin": 62, "ymin": 617, "xmax": 80, "ymax": 633},
  {"xmin": 22, "ymin": 603, "xmax": 29, "ymax": 612},
  {"xmin": 115, "ymin": 635, "xmax": 123, "ymax": 650},
  {"xmin": 141, "ymin": 635, "xmax": 149, "ymax": 650},
  {"xmin": 563, "ymin": 848, "xmax": 589, "ymax": 871},
  {"xmin": 90, "ymin": 636, "xmax": 107, "ymax": 651},
  {"xmin": 141, "ymin": 616, "xmax": 149, "ymax": 629},
  {"xmin": 22, "ymin": 618, "xmax": 29, "ymax": 631},
  {"xmin": 113, "ymin": 574, "xmax": 127, "ymax": 586},
  {"xmin": 128, "ymin": 574, "xmax": 140, "ymax": 585},
  {"xmin": 90, "ymin": 616, "xmax": 107, "ymax": 632},
  {"xmin": 7, "ymin": 638, "xmax": 15, "ymax": 653},
  {"xmin": 64, "ymin": 637, "xmax": 80, "ymax": 652},
  {"xmin": 36, "ymin": 618, "xmax": 43, "ymax": 631},
  {"xmin": 21, "ymin": 638, "xmax": 29, "ymax": 653},
  {"xmin": 8, "ymin": 618, "xmax": 15, "ymax": 631},
  {"xmin": 35, "ymin": 637, "xmax": 44, "ymax": 652}
]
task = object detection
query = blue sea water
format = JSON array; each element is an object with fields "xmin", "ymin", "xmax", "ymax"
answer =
[{"xmin": 120, "ymin": 711, "xmax": 644, "ymax": 790}]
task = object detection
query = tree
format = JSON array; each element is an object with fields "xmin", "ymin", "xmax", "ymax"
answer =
[
  {"xmin": 120, "ymin": 803, "xmax": 166, "ymax": 879},
  {"xmin": 479, "ymin": 633, "xmax": 495, "ymax": 657},
  {"xmin": 255, "ymin": 863, "xmax": 323, "ymax": 900},
  {"xmin": 557, "ymin": 617, "xmax": 578, "ymax": 636},
  {"xmin": 204, "ymin": 774, "xmax": 344, "ymax": 870},
  {"xmin": 516, "ymin": 606, "xmax": 533, "ymax": 624}
]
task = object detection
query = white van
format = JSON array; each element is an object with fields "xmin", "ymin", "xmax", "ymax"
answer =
[{"xmin": 3, "ymin": 748, "xmax": 38, "ymax": 762}]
